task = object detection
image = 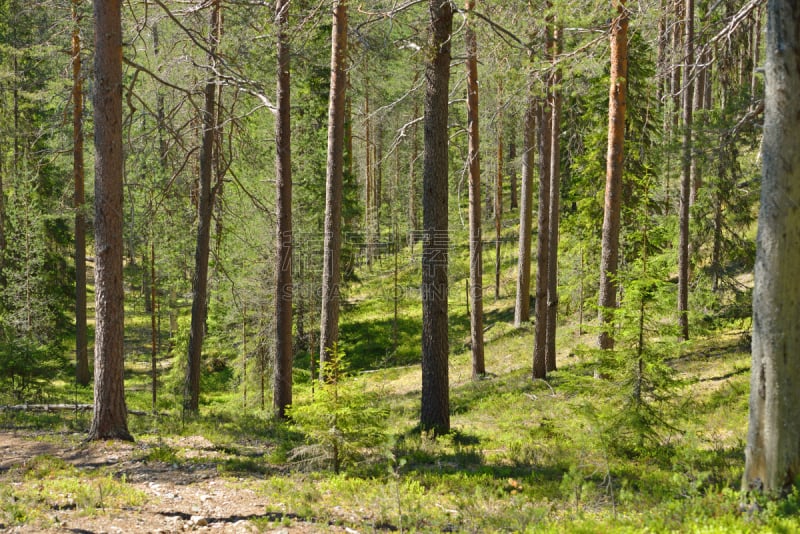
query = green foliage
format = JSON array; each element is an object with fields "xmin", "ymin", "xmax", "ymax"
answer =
[{"xmin": 289, "ymin": 344, "xmax": 389, "ymax": 473}]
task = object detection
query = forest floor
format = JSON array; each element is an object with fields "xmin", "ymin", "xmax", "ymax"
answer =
[{"xmin": 0, "ymin": 431, "xmax": 343, "ymax": 533}]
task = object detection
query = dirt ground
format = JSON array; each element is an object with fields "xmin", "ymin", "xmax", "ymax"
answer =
[{"xmin": 0, "ymin": 431, "xmax": 349, "ymax": 534}]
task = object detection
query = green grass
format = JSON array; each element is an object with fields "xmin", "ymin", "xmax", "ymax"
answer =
[
  {"xmin": 0, "ymin": 455, "xmax": 146, "ymax": 526},
  {"xmin": 2, "ymin": 212, "xmax": 794, "ymax": 532}
]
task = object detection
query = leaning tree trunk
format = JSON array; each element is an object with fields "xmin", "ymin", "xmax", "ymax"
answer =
[
  {"xmin": 88, "ymin": 0, "xmax": 132, "ymax": 442},
  {"xmin": 678, "ymin": 0, "xmax": 694, "ymax": 342},
  {"xmin": 597, "ymin": 0, "xmax": 628, "ymax": 350},
  {"xmin": 744, "ymin": 0, "xmax": 800, "ymax": 496},
  {"xmin": 185, "ymin": 0, "xmax": 221, "ymax": 413},
  {"xmin": 420, "ymin": 0, "xmax": 453, "ymax": 435},
  {"xmin": 273, "ymin": 0, "xmax": 293, "ymax": 418},
  {"xmin": 465, "ymin": 0, "xmax": 485, "ymax": 379},
  {"xmin": 319, "ymin": 0, "xmax": 348, "ymax": 376},
  {"xmin": 73, "ymin": 0, "xmax": 90, "ymax": 387},
  {"xmin": 514, "ymin": 93, "xmax": 536, "ymax": 327}
]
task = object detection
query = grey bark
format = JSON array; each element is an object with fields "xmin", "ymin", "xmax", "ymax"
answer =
[
  {"xmin": 514, "ymin": 94, "xmax": 536, "ymax": 328},
  {"xmin": 744, "ymin": 0, "xmax": 800, "ymax": 495},
  {"xmin": 319, "ymin": 0, "xmax": 348, "ymax": 375}
]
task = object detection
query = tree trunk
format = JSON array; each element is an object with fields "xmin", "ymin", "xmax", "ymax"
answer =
[
  {"xmin": 533, "ymin": 96, "xmax": 551, "ymax": 379},
  {"xmin": 273, "ymin": 0, "xmax": 293, "ymax": 418},
  {"xmin": 319, "ymin": 0, "xmax": 348, "ymax": 376},
  {"xmin": 598, "ymin": 0, "xmax": 628, "ymax": 350},
  {"xmin": 185, "ymin": 0, "xmax": 221, "ymax": 413},
  {"xmin": 465, "ymin": 0, "xmax": 485, "ymax": 379},
  {"xmin": 495, "ymin": 80, "xmax": 503, "ymax": 301},
  {"xmin": 420, "ymin": 0, "xmax": 453, "ymax": 435},
  {"xmin": 73, "ymin": 0, "xmax": 89, "ymax": 387},
  {"xmin": 678, "ymin": 0, "xmax": 694, "ymax": 342},
  {"xmin": 744, "ymin": 0, "xmax": 800, "ymax": 495},
  {"xmin": 88, "ymin": 0, "xmax": 132, "ymax": 442},
  {"xmin": 150, "ymin": 242, "xmax": 157, "ymax": 413},
  {"xmin": 514, "ymin": 94, "xmax": 536, "ymax": 328},
  {"xmin": 509, "ymin": 134, "xmax": 517, "ymax": 210},
  {"xmin": 409, "ymin": 72, "xmax": 420, "ymax": 244},
  {"xmin": 545, "ymin": 27, "xmax": 563, "ymax": 373},
  {"xmin": 689, "ymin": 46, "xmax": 706, "ymax": 207}
]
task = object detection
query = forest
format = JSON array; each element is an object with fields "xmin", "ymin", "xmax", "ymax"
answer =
[{"xmin": 1, "ymin": 0, "xmax": 800, "ymax": 531}]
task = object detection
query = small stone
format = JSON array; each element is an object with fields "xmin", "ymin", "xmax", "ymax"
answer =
[{"xmin": 191, "ymin": 515, "xmax": 209, "ymax": 527}]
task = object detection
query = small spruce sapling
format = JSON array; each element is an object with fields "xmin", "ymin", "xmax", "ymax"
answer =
[{"xmin": 289, "ymin": 343, "xmax": 389, "ymax": 473}]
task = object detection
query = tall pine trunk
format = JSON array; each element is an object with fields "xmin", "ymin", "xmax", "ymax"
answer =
[
  {"xmin": 73, "ymin": 0, "xmax": 89, "ymax": 387},
  {"xmin": 319, "ymin": 0, "xmax": 348, "ymax": 375},
  {"xmin": 465, "ymin": 0, "xmax": 485, "ymax": 379},
  {"xmin": 533, "ymin": 98, "xmax": 551, "ymax": 379},
  {"xmin": 273, "ymin": 0, "xmax": 293, "ymax": 418},
  {"xmin": 420, "ymin": 0, "xmax": 453, "ymax": 435},
  {"xmin": 744, "ymin": 0, "xmax": 800, "ymax": 495},
  {"xmin": 88, "ymin": 0, "xmax": 131, "ymax": 441},
  {"xmin": 495, "ymin": 80, "xmax": 503, "ymax": 301},
  {"xmin": 514, "ymin": 94, "xmax": 536, "ymax": 327},
  {"xmin": 185, "ymin": 0, "xmax": 221, "ymax": 413},
  {"xmin": 678, "ymin": 0, "xmax": 694, "ymax": 341},
  {"xmin": 598, "ymin": 0, "xmax": 628, "ymax": 350},
  {"xmin": 545, "ymin": 26, "xmax": 563, "ymax": 373}
]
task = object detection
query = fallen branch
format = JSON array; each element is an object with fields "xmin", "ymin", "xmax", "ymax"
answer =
[{"xmin": 0, "ymin": 404, "xmax": 162, "ymax": 416}]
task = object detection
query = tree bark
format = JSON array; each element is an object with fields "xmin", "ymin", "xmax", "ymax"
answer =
[
  {"xmin": 533, "ymin": 96, "xmax": 551, "ymax": 379},
  {"xmin": 319, "ymin": 0, "xmax": 348, "ymax": 376},
  {"xmin": 273, "ymin": 0, "xmax": 293, "ymax": 418},
  {"xmin": 678, "ymin": 0, "xmax": 694, "ymax": 342},
  {"xmin": 88, "ymin": 0, "xmax": 132, "ymax": 441},
  {"xmin": 73, "ymin": 0, "xmax": 89, "ymax": 387},
  {"xmin": 514, "ymin": 94, "xmax": 536, "ymax": 328},
  {"xmin": 409, "ymin": 72, "xmax": 420, "ymax": 244},
  {"xmin": 598, "ymin": 0, "xmax": 628, "ymax": 350},
  {"xmin": 744, "ymin": 0, "xmax": 800, "ymax": 495},
  {"xmin": 545, "ymin": 27, "xmax": 563, "ymax": 373},
  {"xmin": 420, "ymin": 0, "xmax": 453, "ymax": 435},
  {"xmin": 465, "ymin": 0, "xmax": 485, "ymax": 379},
  {"xmin": 495, "ymin": 80, "xmax": 503, "ymax": 301},
  {"xmin": 185, "ymin": 0, "xmax": 221, "ymax": 413},
  {"xmin": 509, "ymin": 135, "xmax": 517, "ymax": 210}
]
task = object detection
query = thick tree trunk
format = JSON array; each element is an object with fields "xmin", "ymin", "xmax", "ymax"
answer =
[
  {"xmin": 420, "ymin": 0, "xmax": 453, "ymax": 435},
  {"xmin": 598, "ymin": 0, "xmax": 628, "ymax": 350},
  {"xmin": 185, "ymin": 0, "xmax": 221, "ymax": 413},
  {"xmin": 533, "ymin": 98, "xmax": 551, "ymax": 379},
  {"xmin": 744, "ymin": 0, "xmax": 800, "ymax": 495},
  {"xmin": 88, "ymin": 0, "xmax": 132, "ymax": 442},
  {"xmin": 73, "ymin": 0, "xmax": 89, "ymax": 387},
  {"xmin": 545, "ymin": 28, "xmax": 563, "ymax": 373},
  {"xmin": 514, "ymin": 96, "xmax": 536, "ymax": 327},
  {"xmin": 465, "ymin": 0, "xmax": 484, "ymax": 379},
  {"xmin": 273, "ymin": 0, "xmax": 292, "ymax": 418},
  {"xmin": 319, "ymin": 0, "xmax": 348, "ymax": 375},
  {"xmin": 678, "ymin": 0, "xmax": 694, "ymax": 342}
]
